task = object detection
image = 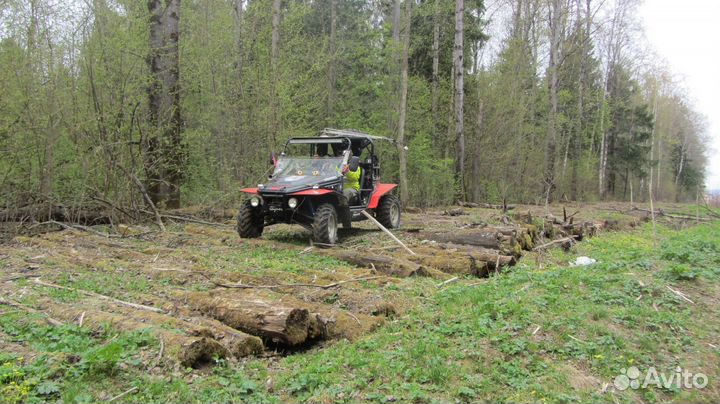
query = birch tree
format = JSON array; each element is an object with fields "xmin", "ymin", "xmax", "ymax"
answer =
[
  {"xmin": 453, "ymin": 0, "xmax": 465, "ymax": 199},
  {"xmin": 146, "ymin": 0, "xmax": 184, "ymax": 208},
  {"xmin": 397, "ymin": 0, "xmax": 412, "ymax": 205}
]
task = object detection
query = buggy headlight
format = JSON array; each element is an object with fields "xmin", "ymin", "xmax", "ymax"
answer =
[
  {"xmin": 250, "ymin": 197, "xmax": 261, "ymax": 207},
  {"xmin": 288, "ymin": 197, "xmax": 298, "ymax": 209}
]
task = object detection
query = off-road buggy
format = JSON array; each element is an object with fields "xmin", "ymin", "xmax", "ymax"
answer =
[{"xmin": 238, "ymin": 128, "xmax": 401, "ymax": 244}]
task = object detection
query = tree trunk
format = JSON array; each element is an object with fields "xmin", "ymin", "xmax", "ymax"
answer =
[
  {"xmin": 40, "ymin": 91, "xmax": 59, "ymax": 200},
  {"xmin": 656, "ymin": 136, "xmax": 662, "ymax": 200},
  {"xmin": 430, "ymin": 244, "xmax": 517, "ymax": 268},
  {"xmin": 41, "ymin": 301, "xmax": 234, "ymax": 368},
  {"xmin": 598, "ymin": 113, "xmax": 608, "ymax": 198},
  {"xmin": 233, "ymin": 0, "xmax": 245, "ymax": 183},
  {"xmin": 418, "ymin": 229, "xmax": 519, "ymax": 256},
  {"xmin": 649, "ymin": 93, "xmax": 658, "ymax": 201},
  {"xmin": 270, "ymin": 0, "xmax": 281, "ymax": 146},
  {"xmin": 544, "ymin": 0, "xmax": 562, "ymax": 205},
  {"xmin": 391, "ymin": 0, "xmax": 401, "ymax": 44},
  {"xmin": 387, "ymin": 0, "xmax": 402, "ymax": 136},
  {"xmin": 445, "ymin": 65, "xmax": 455, "ymax": 159},
  {"xmin": 317, "ymin": 250, "xmax": 429, "ymax": 278},
  {"xmin": 327, "ymin": 0, "xmax": 337, "ymax": 122},
  {"xmin": 674, "ymin": 136, "xmax": 687, "ymax": 202},
  {"xmin": 570, "ymin": 0, "xmax": 590, "ymax": 201},
  {"xmin": 407, "ymin": 253, "xmax": 490, "ymax": 277},
  {"xmin": 146, "ymin": 0, "xmax": 184, "ymax": 209},
  {"xmin": 397, "ymin": 0, "xmax": 411, "ymax": 206},
  {"xmin": 431, "ymin": 0, "xmax": 440, "ymax": 146},
  {"xmin": 453, "ymin": 0, "xmax": 465, "ymax": 201},
  {"xmin": 186, "ymin": 292, "xmax": 323, "ymax": 346}
]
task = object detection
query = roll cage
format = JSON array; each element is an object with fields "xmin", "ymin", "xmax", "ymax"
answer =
[{"xmin": 282, "ymin": 128, "xmax": 395, "ymax": 197}]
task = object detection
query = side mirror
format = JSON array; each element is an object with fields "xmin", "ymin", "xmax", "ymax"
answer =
[
  {"xmin": 269, "ymin": 152, "xmax": 277, "ymax": 166},
  {"xmin": 348, "ymin": 156, "xmax": 360, "ymax": 172}
]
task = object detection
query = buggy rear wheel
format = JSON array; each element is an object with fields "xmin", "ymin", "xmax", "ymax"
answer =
[
  {"xmin": 376, "ymin": 194, "xmax": 401, "ymax": 229},
  {"xmin": 313, "ymin": 203, "xmax": 338, "ymax": 244},
  {"xmin": 237, "ymin": 200, "xmax": 264, "ymax": 238}
]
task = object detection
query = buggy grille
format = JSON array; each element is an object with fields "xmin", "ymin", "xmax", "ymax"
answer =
[{"xmin": 263, "ymin": 195, "xmax": 284, "ymax": 211}]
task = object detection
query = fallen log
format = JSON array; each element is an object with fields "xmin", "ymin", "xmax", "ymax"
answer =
[
  {"xmin": 419, "ymin": 230, "xmax": 501, "ymax": 247},
  {"xmin": 478, "ymin": 203, "xmax": 516, "ymax": 210},
  {"xmin": 318, "ymin": 250, "xmax": 428, "ymax": 278},
  {"xmin": 417, "ymin": 230, "xmax": 520, "ymax": 257},
  {"xmin": 407, "ymin": 253, "xmax": 489, "ymax": 277},
  {"xmin": 34, "ymin": 278, "xmax": 164, "ymax": 313},
  {"xmin": 533, "ymin": 236, "xmax": 578, "ymax": 251},
  {"xmin": 184, "ymin": 317, "xmax": 264, "ymax": 358},
  {"xmin": 458, "ymin": 201, "xmax": 516, "ymax": 210},
  {"xmin": 475, "ymin": 224, "xmax": 537, "ymax": 250},
  {"xmin": 443, "ymin": 208, "xmax": 466, "ymax": 216},
  {"xmin": 0, "ymin": 204, "xmax": 113, "ymax": 224},
  {"xmin": 630, "ymin": 207, "xmax": 712, "ymax": 222},
  {"xmin": 201, "ymin": 273, "xmax": 384, "ymax": 290},
  {"xmin": 423, "ymin": 244, "xmax": 516, "ymax": 270},
  {"xmin": 38, "ymin": 301, "xmax": 230, "ymax": 367},
  {"xmin": 185, "ymin": 292, "xmax": 321, "ymax": 346}
]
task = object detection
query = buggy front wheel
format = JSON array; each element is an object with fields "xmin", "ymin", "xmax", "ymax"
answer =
[
  {"xmin": 313, "ymin": 203, "xmax": 339, "ymax": 244},
  {"xmin": 237, "ymin": 200, "xmax": 264, "ymax": 238}
]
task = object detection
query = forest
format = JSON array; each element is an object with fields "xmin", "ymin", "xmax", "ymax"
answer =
[
  {"xmin": 3, "ymin": 2, "xmax": 720, "ymax": 403},
  {"xmin": 0, "ymin": 0, "xmax": 709, "ymax": 213}
]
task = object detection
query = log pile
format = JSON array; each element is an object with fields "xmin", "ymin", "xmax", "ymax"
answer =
[
  {"xmin": 459, "ymin": 201, "xmax": 517, "ymax": 210},
  {"xmin": 185, "ymin": 292, "xmax": 325, "ymax": 346},
  {"xmin": 330, "ymin": 203, "xmax": 604, "ymax": 279},
  {"xmin": 430, "ymin": 244, "xmax": 516, "ymax": 269},
  {"xmin": 318, "ymin": 250, "xmax": 430, "ymax": 278},
  {"xmin": 417, "ymin": 229, "xmax": 521, "ymax": 257},
  {"xmin": 37, "ymin": 299, "xmax": 264, "ymax": 368},
  {"xmin": 182, "ymin": 290, "xmax": 386, "ymax": 347},
  {"xmin": 407, "ymin": 252, "xmax": 489, "ymax": 277},
  {"xmin": 0, "ymin": 204, "xmax": 115, "ymax": 225}
]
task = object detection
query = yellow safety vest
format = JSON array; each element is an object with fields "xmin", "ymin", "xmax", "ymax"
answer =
[{"xmin": 344, "ymin": 167, "xmax": 361, "ymax": 191}]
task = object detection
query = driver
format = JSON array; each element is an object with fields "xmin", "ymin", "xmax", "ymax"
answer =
[{"xmin": 342, "ymin": 154, "xmax": 361, "ymax": 203}]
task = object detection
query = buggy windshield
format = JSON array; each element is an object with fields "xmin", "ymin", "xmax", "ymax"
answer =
[{"xmin": 269, "ymin": 156, "xmax": 344, "ymax": 186}]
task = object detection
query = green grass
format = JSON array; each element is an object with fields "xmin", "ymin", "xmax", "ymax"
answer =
[
  {"xmin": 0, "ymin": 314, "xmax": 156, "ymax": 403},
  {"xmin": 3, "ymin": 221, "xmax": 720, "ymax": 403},
  {"xmin": 191, "ymin": 242, "xmax": 347, "ymax": 277},
  {"xmin": 264, "ymin": 222, "xmax": 720, "ymax": 403}
]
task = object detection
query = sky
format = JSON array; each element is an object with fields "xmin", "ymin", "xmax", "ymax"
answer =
[{"xmin": 640, "ymin": 0, "xmax": 720, "ymax": 190}]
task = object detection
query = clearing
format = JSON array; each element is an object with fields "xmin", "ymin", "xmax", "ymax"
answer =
[{"xmin": 1, "ymin": 202, "xmax": 719, "ymax": 403}]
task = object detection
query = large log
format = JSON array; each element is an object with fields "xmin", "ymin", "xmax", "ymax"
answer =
[
  {"xmin": 486, "ymin": 224, "xmax": 538, "ymax": 250},
  {"xmin": 318, "ymin": 250, "xmax": 429, "ymax": 278},
  {"xmin": 459, "ymin": 202, "xmax": 516, "ymax": 210},
  {"xmin": 184, "ymin": 317, "xmax": 264, "ymax": 358},
  {"xmin": 0, "ymin": 204, "xmax": 113, "ymax": 224},
  {"xmin": 407, "ymin": 253, "xmax": 489, "ymax": 277},
  {"xmin": 420, "ymin": 230, "xmax": 502, "ymax": 247},
  {"xmin": 185, "ymin": 292, "xmax": 319, "ymax": 346},
  {"xmin": 418, "ymin": 230, "xmax": 521, "ymax": 256},
  {"xmin": 423, "ymin": 244, "xmax": 516, "ymax": 270},
  {"xmin": 38, "ymin": 301, "xmax": 231, "ymax": 368}
]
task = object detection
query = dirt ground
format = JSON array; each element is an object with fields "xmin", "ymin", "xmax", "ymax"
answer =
[{"xmin": 0, "ymin": 201, "xmax": 709, "ymax": 367}]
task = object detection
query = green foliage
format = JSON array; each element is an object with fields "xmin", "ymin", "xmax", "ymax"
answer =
[
  {"xmin": 260, "ymin": 221, "xmax": 720, "ymax": 403},
  {"xmin": 0, "ymin": 312, "xmax": 155, "ymax": 403},
  {"xmin": 662, "ymin": 263, "xmax": 699, "ymax": 281},
  {"xmin": 0, "ymin": 0, "xmax": 708, "ymax": 208},
  {"xmin": 407, "ymin": 132, "xmax": 455, "ymax": 206}
]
